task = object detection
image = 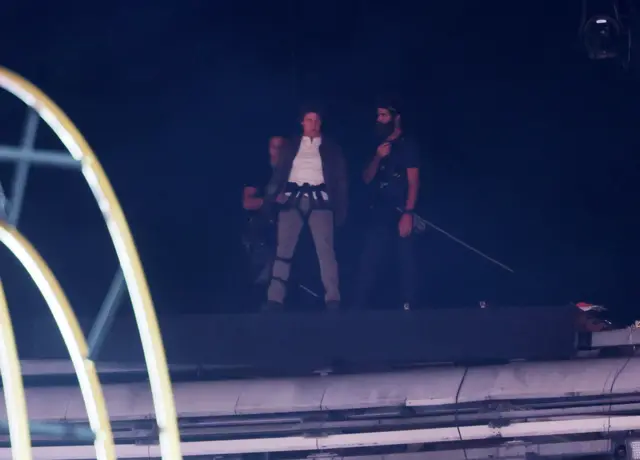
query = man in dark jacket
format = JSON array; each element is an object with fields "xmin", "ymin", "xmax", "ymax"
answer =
[{"xmin": 264, "ymin": 109, "xmax": 348, "ymax": 310}]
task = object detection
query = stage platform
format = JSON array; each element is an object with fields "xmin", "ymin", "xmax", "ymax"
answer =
[{"xmin": 17, "ymin": 305, "xmax": 578, "ymax": 376}]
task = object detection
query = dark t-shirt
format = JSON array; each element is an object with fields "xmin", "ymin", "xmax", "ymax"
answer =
[
  {"xmin": 381, "ymin": 136, "xmax": 420, "ymax": 175},
  {"xmin": 244, "ymin": 162, "xmax": 274, "ymax": 195},
  {"xmin": 370, "ymin": 136, "xmax": 420, "ymax": 211},
  {"xmin": 243, "ymin": 162, "xmax": 277, "ymax": 247},
  {"xmin": 243, "ymin": 163, "xmax": 276, "ymax": 280}
]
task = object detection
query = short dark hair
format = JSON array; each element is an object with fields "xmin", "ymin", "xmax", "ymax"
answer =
[
  {"xmin": 299, "ymin": 105, "xmax": 324, "ymax": 121},
  {"xmin": 376, "ymin": 96, "xmax": 401, "ymax": 117},
  {"xmin": 378, "ymin": 105, "xmax": 399, "ymax": 117}
]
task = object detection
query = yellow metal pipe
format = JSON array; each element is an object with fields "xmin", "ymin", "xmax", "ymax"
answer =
[
  {"xmin": 0, "ymin": 279, "xmax": 32, "ymax": 460},
  {"xmin": 0, "ymin": 223, "xmax": 115, "ymax": 460},
  {"xmin": 0, "ymin": 67, "xmax": 182, "ymax": 460}
]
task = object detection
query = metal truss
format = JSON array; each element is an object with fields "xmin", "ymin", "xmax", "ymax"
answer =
[
  {"xmin": 0, "ymin": 222, "xmax": 115, "ymax": 460},
  {"xmin": 0, "ymin": 280, "xmax": 30, "ymax": 460},
  {"xmin": 0, "ymin": 67, "xmax": 182, "ymax": 459}
]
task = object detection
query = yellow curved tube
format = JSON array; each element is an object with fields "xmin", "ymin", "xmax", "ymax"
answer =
[
  {"xmin": 0, "ymin": 223, "xmax": 115, "ymax": 460},
  {"xmin": 0, "ymin": 67, "xmax": 182, "ymax": 459},
  {"xmin": 0, "ymin": 280, "xmax": 32, "ymax": 460}
]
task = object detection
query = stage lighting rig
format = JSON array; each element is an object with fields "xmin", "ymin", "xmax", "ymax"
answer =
[
  {"xmin": 579, "ymin": 0, "xmax": 634, "ymax": 66},
  {"xmin": 583, "ymin": 14, "xmax": 623, "ymax": 59}
]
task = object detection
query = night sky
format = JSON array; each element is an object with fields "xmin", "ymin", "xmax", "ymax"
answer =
[{"xmin": 0, "ymin": 1, "xmax": 639, "ymax": 326}]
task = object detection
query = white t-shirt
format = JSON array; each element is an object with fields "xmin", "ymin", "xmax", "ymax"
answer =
[{"xmin": 288, "ymin": 137, "xmax": 325, "ymax": 185}]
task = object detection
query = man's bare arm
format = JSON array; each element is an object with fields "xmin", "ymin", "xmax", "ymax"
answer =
[
  {"xmin": 362, "ymin": 156, "xmax": 382, "ymax": 184},
  {"xmin": 363, "ymin": 143, "xmax": 390, "ymax": 184},
  {"xmin": 242, "ymin": 186, "xmax": 263, "ymax": 210},
  {"xmin": 404, "ymin": 167, "xmax": 419, "ymax": 211}
]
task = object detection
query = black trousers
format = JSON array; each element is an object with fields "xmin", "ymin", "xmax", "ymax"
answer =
[{"xmin": 354, "ymin": 213, "xmax": 416, "ymax": 309}]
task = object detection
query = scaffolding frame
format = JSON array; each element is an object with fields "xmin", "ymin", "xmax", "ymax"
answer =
[{"xmin": 0, "ymin": 67, "xmax": 182, "ymax": 460}]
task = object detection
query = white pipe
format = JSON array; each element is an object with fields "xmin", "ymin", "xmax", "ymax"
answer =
[
  {"xmin": 12, "ymin": 356, "xmax": 640, "ymax": 423},
  {"xmin": 1, "ymin": 414, "xmax": 639, "ymax": 459},
  {"xmin": 17, "ymin": 359, "xmax": 199, "ymax": 377}
]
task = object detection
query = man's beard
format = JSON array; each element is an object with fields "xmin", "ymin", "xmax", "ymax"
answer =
[{"xmin": 375, "ymin": 121, "xmax": 394, "ymax": 141}]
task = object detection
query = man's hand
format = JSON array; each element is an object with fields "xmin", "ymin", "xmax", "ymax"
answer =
[
  {"xmin": 243, "ymin": 186, "xmax": 263, "ymax": 211},
  {"xmin": 275, "ymin": 193, "xmax": 288, "ymax": 204},
  {"xmin": 398, "ymin": 212, "xmax": 413, "ymax": 238},
  {"xmin": 376, "ymin": 142, "xmax": 391, "ymax": 158}
]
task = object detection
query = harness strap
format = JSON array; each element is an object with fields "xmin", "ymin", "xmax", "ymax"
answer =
[
  {"xmin": 284, "ymin": 182, "xmax": 330, "ymax": 216},
  {"xmin": 269, "ymin": 255, "xmax": 293, "ymax": 287},
  {"xmin": 271, "ymin": 276, "xmax": 288, "ymax": 285}
]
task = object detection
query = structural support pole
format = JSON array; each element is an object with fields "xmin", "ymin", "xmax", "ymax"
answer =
[
  {"xmin": 88, "ymin": 269, "xmax": 126, "ymax": 360},
  {"xmin": 8, "ymin": 109, "xmax": 39, "ymax": 226},
  {"xmin": 0, "ymin": 421, "xmax": 93, "ymax": 442},
  {"xmin": 0, "ymin": 222, "xmax": 115, "ymax": 460},
  {"xmin": 0, "ymin": 66, "xmax": 183, "ymax": 460},
  {"xmin": 0, "ymin": 182, "xmax": 6, "ymax": 221},
  {"xmin": 0, "ymin": 279, "xmax": 32, "ymax": 460},
  {"xmin": 0, "ymin": 147, "xmax": 80, "ymax": 168}
]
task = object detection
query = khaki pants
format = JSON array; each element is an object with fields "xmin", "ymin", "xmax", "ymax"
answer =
[{"xmin": 267, "ymin": 197, "xmax": 340, "ymax": 304}]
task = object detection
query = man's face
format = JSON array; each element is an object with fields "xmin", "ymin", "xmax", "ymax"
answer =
[
  {"xmin": 301, "ymin": 112, "xmax": 322, "ymax": 136},
  {"xmin": 376, "ymin": 108, "xmax": 393, "ymax": 126},
  {"xmin": 375, "ymin": 108, "xmax": 395, "ymax": 139},
  {"xmin": 269, "ymin": 136, "xmax": 284, "ymax": 166}
]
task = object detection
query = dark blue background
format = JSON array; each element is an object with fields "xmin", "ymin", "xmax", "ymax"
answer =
[{"xmin": 0, "ymin": 1, "xmax": 638, "ymax": 325}]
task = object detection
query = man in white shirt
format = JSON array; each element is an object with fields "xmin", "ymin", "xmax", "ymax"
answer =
[{"xmin": 264, "ymin": 109, "xmax": 348, "ymax": 311}]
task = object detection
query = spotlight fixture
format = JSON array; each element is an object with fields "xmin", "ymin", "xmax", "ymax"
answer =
[
  {"xmin": 579, "ymin": 0, "xmax": 634, "ymax": 66},
  {"xmin": 582, "ymin": 14, "xmax": 623, "ymax": 60}
]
